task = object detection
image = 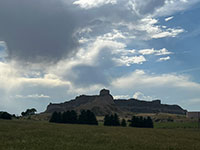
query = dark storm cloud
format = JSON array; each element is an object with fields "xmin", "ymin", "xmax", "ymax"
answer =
[
  {"xmin": 0, "ymin": 0, "xmax": 138, "ymax": 64},
  {"xmin": 0, "ymin": 0, "xmax": 141, "ymax": 64},
  {"xmin": 70, "ymin": 65, "xmax": 110, "ymax": 86},
  {"xmin": 64, "ymin": 46, "xmax": 117, "ymax": 87},
  {"xmin": 0, "ymin": 0, "xmax": 83, "ymax": 63}
]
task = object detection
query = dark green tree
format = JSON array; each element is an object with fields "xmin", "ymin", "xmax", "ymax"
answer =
[
  {"xmin": 0, "ymin": 112, "xmax": 12, "ymax": 120},
  {"xmin": 78, "ymin": 110, "xmax": 98, "ymax": 125},
  {"xmin": 50, "ymin": 110, "xmax": 97, "ymax": 125},
  {"xmin": 49, "ymin": 111, "xmax": 58, "ymax": 123},
  {"xmin": 21, "ymin": 108, "xmax": 37, "ymax": 116},
  {"xmin": 129, "ymin": 116, "xmax": 136, "ymax": 127},
  {"xmin": 113, "ymin": 113, "xmax": 120, "ymax": 126},
  {"xmin": 104, "ymin": 114, "xmax": 120, "ymax": 126},
  {"xmin": 146, "ymin": 116, "xmax": 154, "ymax": 128},
  {"xmin": 138, "ymin": 116, "xmax": 144, "ymax": 127},
  {"xmin": 62, "ymin": 111, "xmax": 70, "ymax": 123},
  {"xmin": 78, "ymin": 110, "xmax": 87, "ymax": 124},
  {"xmin": 129, "ymin": 116, "xmax": 153, "ymax": 128},
  {"xmin": 21, "ymin": 112, "xmax": 25, "ymax": 116},
  {"xmin": 110, "ymin": 114, "xmax": 114, "ymax": 125},
  {"xmin": 104, "ymin": 115, "xmax": 111, "ymax": 126},
  {"xmin": 49, "ymin": 111, "xmax": 62, "ymax": 123},
  {"xmin": 121, "ymin": 119, "xmax": 127, "ymax": 127},
  {"xmin": 57, "ymin": 112, "xmax": 62, "ymax": 123},
  {"xmin": 86, "ymin": 110, "xmax": 98, "ymax": 125},
  {"xmin": 70, "ymin": 110, "xmax": 78, "ymax": 124}
]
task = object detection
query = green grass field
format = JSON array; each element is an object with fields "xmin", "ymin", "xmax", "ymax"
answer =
[{"xmin": 0, "ymin": 119, "xmax": 200, "ymax": 150}]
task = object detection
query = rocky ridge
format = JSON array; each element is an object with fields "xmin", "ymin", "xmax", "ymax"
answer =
[{"xmin": 45, "ymin": 89, "xmax": 187, "ymax": 115}]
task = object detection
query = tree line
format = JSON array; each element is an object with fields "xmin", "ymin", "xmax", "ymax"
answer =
[
  {"xmin": 104, "ymin": 114, "xmax": 126, "ymax": 127},
  {"xmin": 129, "ymin": 116, "xmax": 153, "ymax": 128},
  {"xmin": 104, "ymin": 114, "xmax": 153, "ymax": 128},
  {"xmin": 0, "ymin": 108, "xmax": 37, "ymax": 120},
  {"xmin": 49, "ymin": 110, "xmax": 98, "ymax": 125},
  {"xmin": 1, "ymin": 108, "xmax": 153, "ymax": 128},
  {"xmin": 50, "ymin": 110, "xmax": 153, "ymax": 128}
]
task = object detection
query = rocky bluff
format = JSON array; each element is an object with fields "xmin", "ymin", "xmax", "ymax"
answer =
[{"xmin": 45, "ymin": 89, "xmax": 187, "ymax": 115}]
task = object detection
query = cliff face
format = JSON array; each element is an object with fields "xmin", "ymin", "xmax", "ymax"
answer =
[
  {"xmin": 45, "ymin": 89, "xmax": 187, "ymax": 115},
  {"xmin": 46, "ymin": 89, "xmax": 122, "ymax": 115},
  {"xmin": 114, "ymin": 99, "xmax": 186, "ymax": 114}
]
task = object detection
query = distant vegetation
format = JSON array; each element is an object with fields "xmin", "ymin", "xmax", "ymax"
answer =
[
  {"xmin": 103, "ymin": 115, "xmax": 153, "ymax": 128},
  {"xmin": 50, "ymin": 110, "xmax": 98, "ymax": 125},
  {"xmin": 121, "ymin": 118, "xmax": 127, "ymax": 127},
  {"xmin": 21, "ymin": 108, "xmax": 37, "ymax": 117},
  {"xmin": 0, "ymin": 111, "xmax": 12, "ymax": 120},
  {"xmin": 104, "ymin": 114, "xmax": 121, "ymax": 126},
  {"xmin": 50, "ymin": 110, "xmax": 155, "ymax": 128},
  {"xmin": 78, "ymin": 110, "xmax": 98, "ymax": 125},
  {"xmin": 129, "ymin": 116, "xmax": 154, "ymax": 128}
]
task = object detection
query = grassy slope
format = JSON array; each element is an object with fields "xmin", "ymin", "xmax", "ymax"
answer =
[{"xmin": 0, "ymin": 119, "xmax": 200, "ymax": 150}]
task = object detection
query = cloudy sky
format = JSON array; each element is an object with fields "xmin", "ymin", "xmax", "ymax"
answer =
[{"xmin": 0, "ymin": 0, "xmax": 200, "ymax": 114}]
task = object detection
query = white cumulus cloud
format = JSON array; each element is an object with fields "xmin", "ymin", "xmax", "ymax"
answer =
[
  {"xmin": 114, "ymin": 55, "xmax": 146, "ymax": 66},
  {"xmin": 139, "ymin": 48, "xmax": 172, "ymax": 56},
  {"xmin": 133, "ymin": 92, "xmax": 156, "ymax": 101},
  {"xmin": 15, "ymin": 94, "xmax": 50, "ymax": 99},
  {"xmin": 73, "ymin": 0, "xmax": 117, "ymax": 9},
  {"xmin": 158, "ymin": 56, "xmax": 171, "ymax": 61},
  {"xmin": 165, "ymin": 16, "xmax": 174, "ymax": 22}
]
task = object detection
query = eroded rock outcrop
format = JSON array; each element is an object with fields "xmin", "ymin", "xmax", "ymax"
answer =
[
  {"xmin": 45, "ymin": 89, "xmax": 187, "ymax": 115},
  {"xmin": 114, "ymin": 99, "xmax": 186, "ymax": 114},
  {"xmin": 46, "ymin": 89, "xmax": 122, "ymax": 115}
]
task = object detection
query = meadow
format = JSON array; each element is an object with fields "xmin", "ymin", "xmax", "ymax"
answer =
[
  {"xmin": 0, "ymin": 119, "xmax": 200, "ymax": 150},
  {"xmin": 154, "ymin": 121, "xmax": 199, "ymax": 129}
]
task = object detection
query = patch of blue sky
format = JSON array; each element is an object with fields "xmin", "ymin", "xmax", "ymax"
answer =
[
  {"xmin": 0, "ymin": 43, "xmax": 7, "ymax": 59},
  {"xmin": 140, "ymin": 5, "xmax": 200, "ymax": 81}
]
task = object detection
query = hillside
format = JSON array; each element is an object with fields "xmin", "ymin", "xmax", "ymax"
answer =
[{"xmin": 45, "ymin": 89, "xmax": 187, "ymax": 115}]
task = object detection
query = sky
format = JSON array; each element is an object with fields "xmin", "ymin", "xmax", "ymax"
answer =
[{"xmin": 0, "ymin": 0, "xmax": 200, "ymax": 114}]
